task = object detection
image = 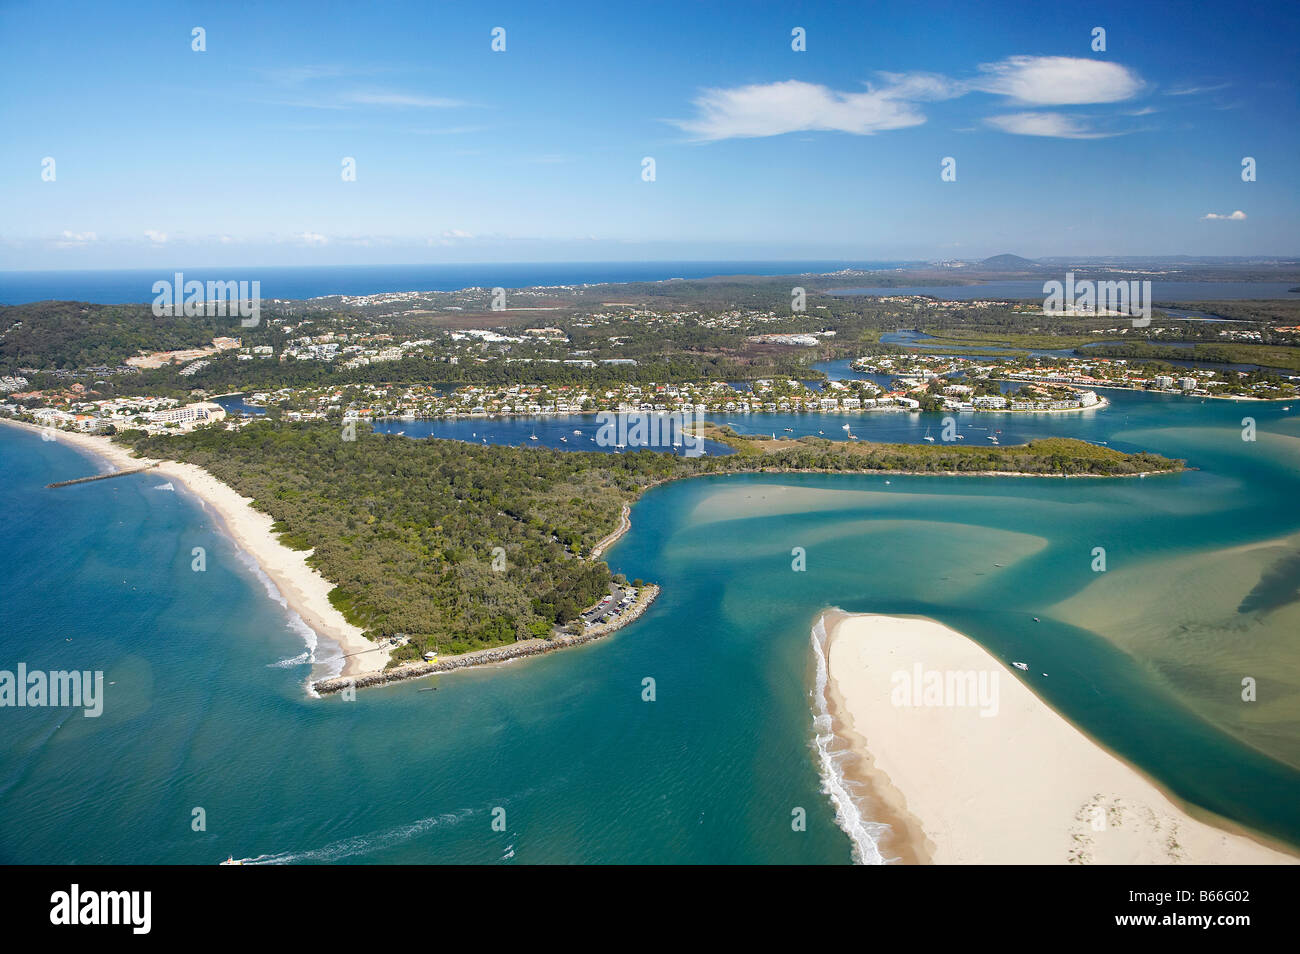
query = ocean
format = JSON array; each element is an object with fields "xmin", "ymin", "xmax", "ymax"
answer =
[
  {"xmin": 2, "ymin": 386, "xmax": 1299, "ymax": 864},
  {"xmin": 0, "ymin": 262, "xmax": 894, "ymax": 305}
]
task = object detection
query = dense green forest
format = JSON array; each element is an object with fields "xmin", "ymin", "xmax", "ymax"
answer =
[
  {"xmin": 0, "ymin": 301, "xmax": 250, "ymax": 371},
  {"xmin": 115, "ymin": 421, "xmax": 1181, "ymax": 661}
]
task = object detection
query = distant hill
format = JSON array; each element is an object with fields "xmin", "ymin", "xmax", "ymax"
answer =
[{"xmin": 980, "ymin": 254, "xmax": 1039, "ymax": 270}]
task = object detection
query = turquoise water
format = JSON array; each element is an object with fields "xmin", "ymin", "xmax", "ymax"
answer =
[{"xmin": 1, "ymin": 388, "xmax": 1299, "ymax": 863}]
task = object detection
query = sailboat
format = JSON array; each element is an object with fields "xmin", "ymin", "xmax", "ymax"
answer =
[
  {"xmin": 529, "ymin": 432, "xmax": 538, "ymax": 441},
  {"xmin": 923, "ymin": 426, "xmax": 935, "ymax": 442}
]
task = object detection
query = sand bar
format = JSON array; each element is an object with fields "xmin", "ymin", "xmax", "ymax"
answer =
[
  {"xmin": 819, "ymin": 610, "xmax": 1297, "ymax": 864},
  {"xmin": 2, "ymin": 419, "xmax": 387, "ymax": 680}
]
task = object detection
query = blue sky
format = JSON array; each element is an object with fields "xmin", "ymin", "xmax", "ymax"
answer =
[{"xmin": 1, "ymin": 0, "xmax": 1297, "ymax": 268}]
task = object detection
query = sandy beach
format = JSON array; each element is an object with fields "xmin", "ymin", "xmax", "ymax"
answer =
[
  {"xmin": 3, "ymin": 419, "xmax": 388, "ymax": 680},
  {"xmin": 818, "ymin": 609, "xmax": 1297, "ymax": 865}
]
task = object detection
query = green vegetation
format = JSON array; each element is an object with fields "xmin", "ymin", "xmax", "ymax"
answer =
[
  {"xmin": 0, "ymin": 301, "xmax": 241, "ymax": 371},
  {"xmin": 703, "ymin": 426, "xmax": 1182, "ymax": 476},
  {"xmin": 115, "ymin": 422, "xmax": 1181, "ymax": 662}
]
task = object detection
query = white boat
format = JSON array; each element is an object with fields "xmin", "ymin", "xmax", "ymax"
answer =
[
  {"xmin": 560, "ymin": 436, "xmax": 567, "ymax": 443},
  {"xmin": 1012, "ymin": 662, "xmax": 1029, "ymax": 671},
  {"xmin": 573, "ymin": 429, "xmax": 582, "ymax": 435},
  {"xmin": 219, "ymin": 856, "xmax": 243, "ymax": 866},
  {"xmin": 923, "ymin": 426, "xmax": 934, "ymax": 442},
  {"xmin": 529, "ymin": 433, "xmax": 538, "ymax": 441}
]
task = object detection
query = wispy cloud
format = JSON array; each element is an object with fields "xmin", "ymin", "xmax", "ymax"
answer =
[
  {"xmin": 671, "ymin": 76, "xmax": 952, "ymax": 141},
  {"xmin": 144, "ymin": 230, "xmax": 168, "ymax": 244},
  {"xmin": 56, "ymin": 230, "xmax": 97, "ymax": 247},
  {"xmin": 343, "ymin": 91, "xmax": 467, "ymax": 108},
  {"xmin": 1166, "ymin": 82, "xmax": 1231, "ymax": 96},
  {"xmin": 985, "ymin": 112, "xmax": 1116, "ymax": 139},
  {"xmin": 1203, "ymin": 210, "xmax": 1247, "ymax": 220},
  {"xmin": 671, "ymin": 56, "xmax": 1144, "ymax": 141}
]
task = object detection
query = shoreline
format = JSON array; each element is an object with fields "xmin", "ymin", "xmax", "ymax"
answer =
[
  {"xmin": 312, "ymin": 584, "xmax": 659, "ymax": 694},
  {"xmin": 1, "ymin": 418, "xmax": 389, "ymax": 683},
  {"xmin": 815, "ymin": 609, "xmax": 1299, "ymax": 864},
  {"xmin": 589, "ymin": 503, "xmax": 631, "ymax": 560}
]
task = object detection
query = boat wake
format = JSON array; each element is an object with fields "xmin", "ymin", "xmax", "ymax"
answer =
[
  {"xmin": 810, "ymin": 613, "xmax": 891, "ymax": 865},
  {"xmin": 240, "ymin": 808, "xmax": 479, "ymax": 865},
  {"xmin": 267, "ymin": 651, "xmax": 312, "ymax": 669}
]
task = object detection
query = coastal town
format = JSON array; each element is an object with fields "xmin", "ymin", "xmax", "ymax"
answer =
[{"xmin": 11, "ymin": 336, "xmax": 1300, "ymax": 437}]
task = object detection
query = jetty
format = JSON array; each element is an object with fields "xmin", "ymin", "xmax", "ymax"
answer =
[{"xmin": 46, "ymin": 463, "xmax": 159, "ymax": 489}]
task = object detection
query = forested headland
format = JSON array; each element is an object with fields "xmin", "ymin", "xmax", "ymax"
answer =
[{"xmin": 117, "ymin": 422, "xmax": 1182, "ymax": 662}]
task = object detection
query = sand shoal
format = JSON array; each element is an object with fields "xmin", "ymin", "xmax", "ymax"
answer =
[{"xmin": 822, "ymin": 611, "xmax": 1296, "ymax": 864}]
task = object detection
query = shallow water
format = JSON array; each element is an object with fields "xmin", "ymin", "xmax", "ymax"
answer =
[{"xmin": 1, "ymin": 387, "xmax": 1297, "ymax": 863}]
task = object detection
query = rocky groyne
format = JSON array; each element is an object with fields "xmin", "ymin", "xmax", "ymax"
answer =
[{"xmin": 313, "ymin": 584, "xmax": 659, "ymax": 695}]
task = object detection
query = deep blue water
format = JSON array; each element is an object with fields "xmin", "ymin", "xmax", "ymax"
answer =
[{"xmin": 0, "ymin": 262, "xmax": 903, "ymax": 305}]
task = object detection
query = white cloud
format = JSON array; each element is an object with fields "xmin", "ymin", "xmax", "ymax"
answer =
[
  {"xmin": 56, "ymin": 230, "xmax": 97, "ymax": 247},
  {"xmin": 671, "ymin": 57, "xmax": 1144, "ymax": 142},
  {"xmin": 671, "ymin": 77, "xmax": 948, "ymax": 140},
  {"xmin": 1203, "ymin": 210, "xmax": 1247, "ymax": 220},
  {"xmin": 973, "ymin": 56, "xmax": 1142, "ymax": 105},
  {"xmin": 144, "ymin": 230, "xmax": 168, "ymax": 244},
  {"xmin": 984, "ymin": 112, "xmax": 1112, "ymax": 139},
  {"xmin": 295, "ymin": 231, "xmax": 329, "ymax": 246}
]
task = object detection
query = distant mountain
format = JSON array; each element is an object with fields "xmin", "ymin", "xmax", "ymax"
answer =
[{"xmin": 980, "ymin": 254, "xmax": 1040, "ymax": 270}]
